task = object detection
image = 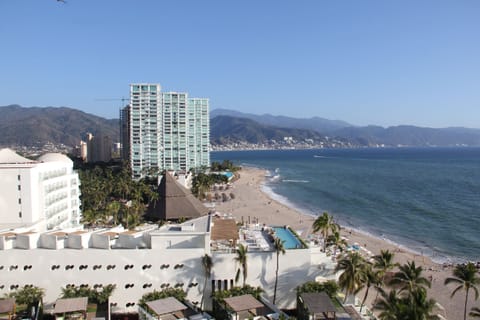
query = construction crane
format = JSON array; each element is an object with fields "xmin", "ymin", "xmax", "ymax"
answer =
[
  {"xmin": 96, "ymin": 97, "xmax": 129, "ymax": 104},
  {"xmin": 95, "ymin": 98, "xmax": 130, "ymax": 110}
]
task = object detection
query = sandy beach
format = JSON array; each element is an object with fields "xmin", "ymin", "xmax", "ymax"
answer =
[{"xmin": 214, "ymin": 167, "xmax": 469, "ymax": 320}]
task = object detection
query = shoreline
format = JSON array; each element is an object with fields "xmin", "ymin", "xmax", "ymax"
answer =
[
  {"xmin": 214, "ymin": 166, "xmax": 468, "ymax": 320},
  {"xmin": 261, "ymin": 174, "xmax": 459, "ymax": 266}
]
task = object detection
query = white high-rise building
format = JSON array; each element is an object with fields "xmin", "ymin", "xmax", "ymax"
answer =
[
  {"xmin": 0, "ymin": 149, "xmax": 82, "ymax": 231},
  {"xmin": 121, "ymin": 84, "xmax": 210, "ymax": 179}
]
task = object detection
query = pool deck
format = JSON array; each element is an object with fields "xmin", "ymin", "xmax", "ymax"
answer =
[{"xmin": 238, "ymin": 224, "xmax": 273, "ymax": 251}]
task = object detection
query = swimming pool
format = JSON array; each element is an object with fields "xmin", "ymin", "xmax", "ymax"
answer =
[
  {"xmin": 272, "ymin": 226, "xmax": 303, "ymax": 249},
  {"xmin": 222, "ymin": 171, "xmax": 234, "ymax": 179}
]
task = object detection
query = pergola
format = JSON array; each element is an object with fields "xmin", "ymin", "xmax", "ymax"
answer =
[
  {"xmin": 146, "ymin": 297, "xmax": 195, "ymax": 320},
  {"xmin": 0, "ymin": 298, "xmax": 16, "ymax": 320},
  {"xmin": 300, "ymin": 292, "xmax": 337, "ymax": 320},
  {"xmin": 223, "ymin": 294, "xmax": 269, "ymax": 319},
  {"xmin": 211, "ymin": 217, "xmax": 240, "ymax": 247},
  {"xmin": 53, "ymin": 297, "xmax": 88, "ymax": 320}
]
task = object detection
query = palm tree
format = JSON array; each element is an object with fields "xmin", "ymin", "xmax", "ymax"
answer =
[
  {"xmin": 444, "ymin": 262, "xmax": 480, "ymax": 320},
  {"xmin": 374, "ymin": 287, "xmax": 438, "ymax": 320},
  {"xmin": 273, "ymin": 238, "xmax": 286, "ymax": 304},
  {"xmin": 390, "ymin": 261, "xmax": 431, "ymax": 294},
  {"xmin": 373, "ymin": 249, "xmax": 397, "ymax": 300},
  {"xmin": 200, "ymin": 254, "xmax": 213, "ymax": 310},
  {"xmin": 373, "ymin": 249, "xmax": 397, "ymax": 277},
  {"xmin": 470, "ymin": 307, "xmax": 480, "ymax": 318},
  {"xmin": 335, "ymin": 251, "xmax": 366, "ymax": 303},
  {"xmin": 359, "ymin": 263, "xmax": 380, "ymax": 313},
  {"xmin": 312, "ymin": 212, "xmax": 339, "ymax": 252},
  {"xmin": 326, "ymin": 230, "xmax": 347, "ymax": 259},
  {"xmin": 106, "ymin": 200, "xmax": 121, "ymax": 226},
  {"xmin": 374, "ymin": 288, "xmax": 402, "ymax": 320},
  {"xmin": 405, "ymin": 288, "xmax": 438, "ymax": 320},
  {"xmin": 235, "ymin": 244, "xmax": 248, "ymax": 287}
]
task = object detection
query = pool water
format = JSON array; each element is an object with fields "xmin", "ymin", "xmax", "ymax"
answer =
[{"xmin": 272, "ymin": 226, "xmax": 303, "ymax": 249}]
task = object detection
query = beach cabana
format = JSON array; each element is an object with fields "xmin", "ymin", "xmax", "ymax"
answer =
[
  {"xmin": 222, "ymin": 294, "xmax": 272, "ymax": 320},
  {"xmin": 0, "ymin": 298, "xmax": 16, "ymax": 320},
  {"xmin": 211, "ymin": 217, "xmax": 240, "ymax": 251},
  {"xmin": 53, "ymin": 297, "xmax": 88, "ymax": 320},
  {"xmin": 144, "ymin": 297, "xmax": 196, "ymax": 319},
  {"xmin": 297, "ymin": 292, "xmax": 336, "ymax": 320}
]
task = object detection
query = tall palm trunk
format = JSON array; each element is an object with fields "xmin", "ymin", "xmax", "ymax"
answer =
[
  {"xmin": 273, "ymin": 251, "xmax": 280, "ymax": 304},
  {"xmin": 201, "ymin": 275, "xmax": 208, "ymax": 311},
  {"xmin": 360, "ymin": 284, "xmax": 370, "ymax": 313},
  {"xmin": 464, "ymin": 288, "xmax": 469, "ymax": 320}
]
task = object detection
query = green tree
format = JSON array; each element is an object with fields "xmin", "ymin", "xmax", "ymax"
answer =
[
  {"xmin": 235, "ymin": 244, "xmax": 248, "ymax": 287},
  {"xmin": 200, "ymin": 254, "xmax": 213, "ymax": 310},
  {"xmin": 8, "ymin": 285, "xmax": 45, "ymax": 307},
  {"xmin": 390, "ymin": 261, "xmax": 431, "ymax": 294},
  {"xmin": 95, "ymin": 284, "xmax": 116, "ymax": 304},
  {"xmin": 273, "ymin": 238, "xmax": 286, "ymax": 304},
  {"xmin": 335, "ymin": 251, "xmax": 366, "ymax": 303},
  {"xmin": 374, "ymin": 287, "xmax": 439, "ymax": 320},
  {"xmin": 359, "ymin": 263, "xmax": 380, "ymax": 313},
  {"xmin": 326, "ymin": 230, "xmax": 347, "ymax": 259},
  {"xmin": 296, "ymin": 280, "xmax": 339, "ymax": 299},
  {"xmin": 373, "ymin": 249, "xmax": 397, "ymax": 279},
  {"xmin": 404, "ymin": 288, "xmax": 438, "ymax": 320},
  {"xmin": 312, "ymin": 212, "xmax": 339, "ymax": 252},
  {"xmin": 444, "ymin": 262, "xmax": 480, "ymax": 320},
  {"xmin": 374, "ymin": 288, "xmax": 402, "ymax": 320},
  {"xmin": 191, "ymin": 173, "xmax": 214, "ymax": 199},
  {"xmin": 373, "ymin": 249, "xmax": 398, "ymax": 300},
  {"xmin": 106, "ymin": 200, "xmax": 121, "ymax": 226}
]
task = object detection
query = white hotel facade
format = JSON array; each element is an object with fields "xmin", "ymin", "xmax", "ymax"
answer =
[
  {"xmin": 0, "ymin": 149, "xmax": 81, "ymax": 232},
  {"xmin": 0, "ymin": 214, "xmax": 335, "ymax": 314},
  {"xmin": 0, "ymin": 149, "xmax": 336, "ymax": 314}
]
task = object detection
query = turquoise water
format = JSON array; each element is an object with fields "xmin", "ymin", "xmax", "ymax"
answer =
[
  {"xmin": 272, "ymin": 226, "xmax": 303, "ymax": 249},
  {"xmin": 212, "ymin": 148, "xmax": 480, "ymax": 263},
  {"xmin": 223, "ymin": 172, "xmax": 234, "ymax": 179}
]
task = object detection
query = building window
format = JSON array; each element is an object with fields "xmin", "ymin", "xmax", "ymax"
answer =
[
  {"xmin": 19, "ymin": 212, "xmax": 22, "ymax": 218},
  {"xmin": 18, "ymin": 185, "xmax": 21, "ymax": 191},
  {"xmin": 17, "ymin": 175, "xmax": 21, "ymax": 181},
  {"xmin": 18, "ymin": 198, "xmax": 21, "ymax": 204}
]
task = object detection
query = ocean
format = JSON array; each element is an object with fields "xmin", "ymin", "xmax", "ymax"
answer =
[{"xmin": 212, "ymin": 148, "xmax": 480, "ymax": 264}]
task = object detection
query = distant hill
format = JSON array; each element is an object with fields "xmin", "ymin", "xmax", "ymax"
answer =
[
  {"xmin": 211, "ymin": 108, "xmax": 480, "ymax": 147},
  {"xmin": 210, "ymin": 115, "xmax": 328, "ymax": 144},
  {"xmin": 3, "ymin": 104, "xmax": 480, "ymax": 149},
  {"xmin": 334, "ymin": 125, "xmax": 480, "ymax": 147},
  {"xmin": 210, "ymin": 108, "xmax": 352, "ymax": 134},
  {"xmin": 0, "ymin": 105, "xmax": 119, "ymax": 147}
]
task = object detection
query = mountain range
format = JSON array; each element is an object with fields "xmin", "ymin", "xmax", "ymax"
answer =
[
  {"xmin": 211, "ymin": 109, "xmax": 480, "ymax": 147},
  {"xmin": 0, "ymin": 105, "xmax": 118, "ymax": 147},
  {"xmin": 1, "ymin": 104, "xmax": 480, "ymax": 148}
]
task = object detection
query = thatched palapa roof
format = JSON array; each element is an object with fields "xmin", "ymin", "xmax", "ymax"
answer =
[{"xmin": 146, "ymin": 172, "xmax": 209, "ymax": 221}]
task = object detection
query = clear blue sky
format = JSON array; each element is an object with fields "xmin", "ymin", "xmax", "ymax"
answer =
[{"xmin": 1, "ymin": 0, "xmax": 479, "ymax": 128}]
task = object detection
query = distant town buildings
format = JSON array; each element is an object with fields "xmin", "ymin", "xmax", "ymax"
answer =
[
  {"xmin": 86, "ymin": 132, "xmax": 113, "ymax": 163},
  {"xmin": 0, "ymin": 148, "xmax": 82, "ymax": 232},
  {"xmin": 121, "ymin": 84, "xmax": 210, "ymax": 179}
]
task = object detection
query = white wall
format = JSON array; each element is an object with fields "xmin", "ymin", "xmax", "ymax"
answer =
[
  {"xmin": 0, "ymin": 246, "xmax": 332, "ymax": 312},
  {"xmin": 0, "ymin": 248, "xmax": 207, "ymax": 313}
]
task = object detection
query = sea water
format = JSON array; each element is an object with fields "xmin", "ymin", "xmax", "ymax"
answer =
[{"xmin": 212, "ymin": 148, "xmax": 480, "ymax": 263}]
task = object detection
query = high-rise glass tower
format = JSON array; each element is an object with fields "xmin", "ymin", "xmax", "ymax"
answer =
[{"xmin": 121, "ymin": 84, "xmax": 209, "ymax": 179}]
